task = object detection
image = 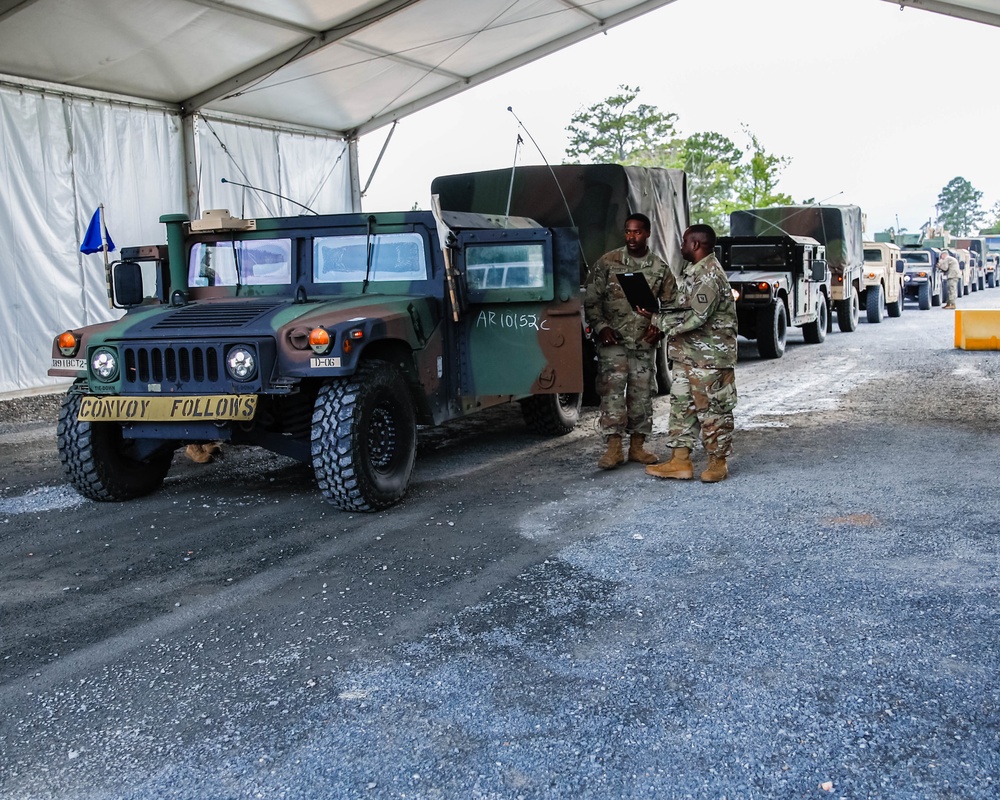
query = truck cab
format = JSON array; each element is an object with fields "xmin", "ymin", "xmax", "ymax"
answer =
[
  {"xmin": 717, "ymin": 234, "xmax": 830, "ymax": 358},
  {"xmin": 900, "ymin": 247, "xmax": 942, "ymax": 309},
  {"xmin": 861, "ymin": 241, "xmax": 906, "ymax": 321}
]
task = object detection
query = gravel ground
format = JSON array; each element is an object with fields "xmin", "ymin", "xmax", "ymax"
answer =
[{"xmin": 1, "ymin": 294, "xmax": 998, "ymax": 799}]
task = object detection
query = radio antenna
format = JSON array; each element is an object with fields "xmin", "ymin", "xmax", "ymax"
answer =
[
  {"xmin": 507, "ymin": 106, "xmax": 586, "ymax": 266},
  {"xmin": 220, "ymin": 178, "xmax": 318, "ymax": 215}
]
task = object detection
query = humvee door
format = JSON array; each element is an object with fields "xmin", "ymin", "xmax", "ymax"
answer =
[{"xmin": 454, "ymin": 227, "xmax": 582, "ymax": 397}]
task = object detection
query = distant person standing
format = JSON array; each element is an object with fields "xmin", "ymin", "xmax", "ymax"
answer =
[
  {"xmin": 638, "ymin": 224, "xmax": 738, "ymax": 483},
  {"xmin": 584, "ymin": 213, "xmax": 670, "ymax": 470},
  {"xmin": 938, "ymin": 250, "xmax": 960, "ymax": 309}
]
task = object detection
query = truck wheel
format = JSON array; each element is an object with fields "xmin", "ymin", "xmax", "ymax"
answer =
[
  {"xmin": 311, "ymin": 361, "xmax": 416, "ymax": 512},
  {"xmin": 654, "ymin": 337, "xmax": 672, "ymax": 395},
  {"xmin": 57, "ymin": 392, "xmax": 174, "ymax": 501},
  {"xmin": 988, "ymin": 273, "xmax": 996, "ymax": 289},
  {"xmin": 886, "ymin": 289, "xmax": 902, "ymax": 318},
  {"xmin": 801, "ymin": 294, "xmax": 828, "ymax": 344},
  {"xmin": 865, "ymin": 284, "xmax": 885, "ymax": 323},
  {"xmin": 756, "ymin": 301, "xmax": 787, "ymax": 359},
  {"xmin": 521, "ymin": 392, "xmax": 582, "ymax": 435},
  {"xmin": 918, "ymin": 282, "xmax": 931, "ymax": 310},
  {"xmin": 836, "ymin": 294, "xmax": 859, "ymax": 332}
]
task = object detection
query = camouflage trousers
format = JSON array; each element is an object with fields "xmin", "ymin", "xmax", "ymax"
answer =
[
  {"xmin": 596, "ymin": 344, "xmax": 655, "ymax": 437},
  {"xmin": 946, "ymin": 277, "xmax": 958, "ymax": 305},
  {"xmin": 667, "ymin": 363, "xmax": 737, "ymax": 457}
]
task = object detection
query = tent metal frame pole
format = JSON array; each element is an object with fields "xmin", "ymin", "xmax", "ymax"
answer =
[
  {"xmin": 348, "ymin": 138, "xmax": 363, "ymax": 213},
  {"xmin": 182, "ymin": 114, "xmax": 202, "ymax": 221}
]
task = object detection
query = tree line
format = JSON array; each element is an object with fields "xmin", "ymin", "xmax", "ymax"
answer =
[{"xmin": 564, "ymin": 85, "xmax": 995, "ymax": 238}]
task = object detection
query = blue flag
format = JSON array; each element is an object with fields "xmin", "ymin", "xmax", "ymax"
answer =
[{"xmin": 80, "ymin": 207, "xmax": 115, "ymax": 254}]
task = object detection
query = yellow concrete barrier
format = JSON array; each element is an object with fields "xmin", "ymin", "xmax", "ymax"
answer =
[{"xmin": 954, "ymin": 309, "xmax": 1000, "ymax": 350}]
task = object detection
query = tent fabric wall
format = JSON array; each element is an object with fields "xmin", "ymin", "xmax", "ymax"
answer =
[
  {"xmin": 0, "ymin": 88, "xmax": 354, "ymax": 398},
  {"xmin": 196, "ymin": 115, "xmax": 352, "ymax": 219}
]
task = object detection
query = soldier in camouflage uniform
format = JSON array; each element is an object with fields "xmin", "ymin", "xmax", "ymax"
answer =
[
  {"xmin": 938, "ymin": 250, "xmax": 960, "ymax": 309},
  {"xmin": 584, "ymin": 213, "xmax": 670, "ymax": 469},
  {"xmin": 638, "ymin": 224, "xmax": 738, "ymax": 483}
]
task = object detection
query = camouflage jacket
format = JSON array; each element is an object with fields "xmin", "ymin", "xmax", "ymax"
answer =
[
  {"xmin": 654, "ymin": 253, "xmax": 738, "ymax": 368},
  {"xmin": 937, "ymin": 254, "xmax": 961, "ymax": 280},
  {"xmin": 584, "ymin": 246, "xmax": 669, "ymax": 350}
]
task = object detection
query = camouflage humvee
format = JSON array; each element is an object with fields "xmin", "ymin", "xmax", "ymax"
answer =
[
  {"xmin": 716, "ymin": 234, "xmax": 831, "ymax": 358},
  {"xmin": 49, "ymin": 205, "xmax": 584, "ymax": 511}
]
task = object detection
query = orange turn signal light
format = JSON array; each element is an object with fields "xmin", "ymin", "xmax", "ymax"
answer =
[
  {"xmin": 308, "ymin": 328, "xmax": 332, "ymax": 354},
  {"xmin": 57, "ymin": 331, "xmax": 79, "ymax": 357}
]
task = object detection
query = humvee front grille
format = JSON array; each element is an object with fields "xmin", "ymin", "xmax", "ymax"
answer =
[{"xmin": 122, "ymin": 344, "xmax": 226, "ymax": 389}]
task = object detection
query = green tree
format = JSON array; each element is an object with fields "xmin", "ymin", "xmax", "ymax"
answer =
[
  {"xmin": 680, "ymin": 131, "xmax": 743, "ymax": 232},
  {"xmin": 734, "ymin": 127, "xmax": 793, "ymax": 210},
  {"xmin": 978, "ymin": 200, "xmax": 1000, "ymax": 234},
  {"xmin": 936, "ymin": 177, "xmax": 984, "ymax": 235},
  {"xmin": 564, "ymin": 85, "xmax": 678, "ymax": 164}
]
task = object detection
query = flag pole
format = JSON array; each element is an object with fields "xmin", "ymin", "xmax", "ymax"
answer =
[{"xmin": 99, "ymin": 203, "xmax": 113, "ymax": 308}]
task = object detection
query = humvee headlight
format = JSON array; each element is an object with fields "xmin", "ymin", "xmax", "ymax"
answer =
[
  {"xmin": 91, "ymin": 348, "xmax": 119, "ymax": 382},
  {"xmin": 731, "ymin": 288, "xmax": 740, "ymax": 301},
  {"xmin": 308, "ymin": 328, "xmax": 332, "ymax": 354},
  {"xmin": 58, "ymin": 331, "xmax": 80, "ymax": 357},
  {"xmin": 226, "ymin": 346, "xmax": 257, "ymax": 381},
  {"xmin": 866, "ymin": 271, "xmax": 877, "ymax": 279}
]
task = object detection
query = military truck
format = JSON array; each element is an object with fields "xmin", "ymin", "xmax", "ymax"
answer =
[
  {"xmin": 956, "ymin": 237, "xmax": 991, "ymax": 288},
  {"xmin": 861, "ymin": 241, "xmax": 906, "ymax": 321},
  {"xmin": 899, "ymin": 247, "xmax": 942, "ymax": 309},
  {"xmin": 49, "ymin": 205, "xmax": 586, "ymax": 512},
  {"xmin": 430, "ymin": 164, "xmax": 689, "ymax": 396},
  {"xmin": 715, "ymin": 234, "xmax": 830, "ymax": 358},
  {"xmin": 729, "ymin": 205, "xmax": 864, "ymax": 333}
]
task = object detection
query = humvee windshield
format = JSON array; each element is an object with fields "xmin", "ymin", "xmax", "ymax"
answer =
[
  {"xmin": 314, "ymin": 233, "xmax": 427, "ymax": 283},
  {"xmin": 729, "ymin": 244, "xmax": 788, "ymax": 268},
  {"xmin": 189, "ymin": 239, "xmax": 292, "ymax": 287},
  {"xmin": 901, "ymin": 251, "xmax": 931, "ymax": 265},
  {"xmin": 863, "ymin": 248, "xmax": 883, "ymax": 262}
]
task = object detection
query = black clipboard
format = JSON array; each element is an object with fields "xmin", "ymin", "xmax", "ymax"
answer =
[{"xmin": 615, "ymin": 272, "xmax": 658, "ymax": 312}]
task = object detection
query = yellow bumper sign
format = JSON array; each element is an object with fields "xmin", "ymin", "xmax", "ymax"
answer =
[{"xmin": 78, "ymin": 395, "xmax": 257, "ymax": 422}]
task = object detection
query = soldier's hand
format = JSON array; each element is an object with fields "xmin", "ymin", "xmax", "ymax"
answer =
[
  {"xmin": 598, "ymin": 327, "xmax": 621, "ymax": 346},
  {"xmin": 641, "ymin": 324, "xmax": 663, "ymax": 345}
]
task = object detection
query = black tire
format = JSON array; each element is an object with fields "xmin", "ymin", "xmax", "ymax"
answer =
[
  {"xmin": 988, "ymin": 273, "xmax": 996, "ymax": 289},
  {"xmin": 918, "ymin": 281, "xmax": 931, "ymax": 310},
  {"xmin": 654, "ymin": 338, "xmax": 672, "ymax": 395},
  {"xmin": 801, "ymin": 293, "xmax": 828, "ymax": 344},
  {"xmin": 521, "ymin": 392, "xmax": 582, "ymax": 435},
  {"xmin": 865, "ymin": 284, "xmax": 885, "ymax": 323},
  {"xmin": 836, "ymin": 293, "xmax": 859, "ymax": 332},
  {"xmin": 311, "ymin": 361, "xmax": 417, "ymax": 512},
  {"xmin": 886, "ymin": 290, "xmax": 902, "ymax": 318},
  {"xmin": 756, "ymin": 300, "xmax": 787, "ymax": 359},
  {"xmin": 57, "ymin": 392, "xmax": 174, "ymax": 501},
  {"xmin": 931, "ymin": 280, "xmax": 942, "ymax": 306}
]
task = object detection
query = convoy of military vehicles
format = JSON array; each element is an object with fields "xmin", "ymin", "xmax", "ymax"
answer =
[{"xmin": 47, "ymin": 165, "xmax": 996, "ymax": 511}]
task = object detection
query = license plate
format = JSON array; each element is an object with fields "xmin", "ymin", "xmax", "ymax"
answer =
[{"xmin": 78, "ymin": 394, "xmax": 257, "ymax": 422}]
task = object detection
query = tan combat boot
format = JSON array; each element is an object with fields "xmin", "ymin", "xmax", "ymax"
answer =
[
  {"xmin": 627, "ymin": 434, "xmax": 658, "ymax": 465},
  {"xmin": 597, "ymin": 434, "xmax": 626, "ymax": 470},
  {"xmin": 701, "ymin": 455, "xmax": 729, "ymax": 483},
  {"xmin": 644, "ymin": 447, "xmax": 693, "ymax": 480}
]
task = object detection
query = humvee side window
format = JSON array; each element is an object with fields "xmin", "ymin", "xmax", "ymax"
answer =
[
  {"xmin": 189, "ymin": 239, "xmax": 292, "ymax": 287},
  {"xmin": 313, "ymin": 233, "xmax": 427, "ymax": 283},
  {"xmin": 465, "ymin": 243, "xmax": 545, "ymax": 290},
  {"xmin": 729, "ymin": 245, "xmax": 786, "ymax": 268}
]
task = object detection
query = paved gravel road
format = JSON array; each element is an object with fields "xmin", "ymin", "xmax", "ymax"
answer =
[{"xmin": 1, "ymin": 289, "xmax": 998, "ymax": 799}]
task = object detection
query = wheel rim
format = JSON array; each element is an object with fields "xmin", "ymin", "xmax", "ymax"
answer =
[{"xmin": 367, "ymin": 401, "xmax": 400, "ymax": 472}]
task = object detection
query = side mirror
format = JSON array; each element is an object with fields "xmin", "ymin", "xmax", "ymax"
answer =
[
  {"xmin": 811, "ymin": 259, "xmax": 828, "ymax": 282},
  {"xmin": 112, "ymin": 261, "xmax": 144, "ymax": 308},
  {"xmin": 896, "ymin": 259, "xmax": 905, "ymax": 273}
]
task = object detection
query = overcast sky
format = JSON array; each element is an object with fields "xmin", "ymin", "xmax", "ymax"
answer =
[{"xmin": 356, "ymin": 0, "xmax": 999, "ymax": 236}]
